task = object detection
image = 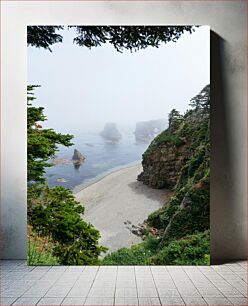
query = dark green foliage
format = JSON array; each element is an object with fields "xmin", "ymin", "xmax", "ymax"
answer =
[
  {"xmin": 102, "ymin": 235, "xmax": 159, "ymax": 265},
  {"xmin": 27, "ymin": 85, "xmax": 73, "ymax": 183},
  {"xmin": 27, "ymin": 26, "xmax": 64, "ymax": 52},
  {"xmin": 28, "ymin": 185, "xmax": 107, "ymax": 265},
  {"xmin": 150, "ymin": 231, "xmax": 210, "ymax": 265},
  {"xmin": 102, "ymin": 231, "xmax": 210, "ymax": 265},
  {"xmin": 27, "ymin": 86, "xmax": 107, "ymax": 265},
  {"xmin": 72, "ymin": 26, "xmax": 196, "ymax": 52},
  {"xmin": 145, "ymin": 131, "xmax": 184, "ymax": 156},
  {"xmin": 168, "ymin": 108, "xmax": 183, "ymax": 129},
  {"xmin": 189, "ymin": 84, "xmax": 210, "ymax": 111},
  {"xmin": 28, "ymin": 26, "xmax": 196, "ymax": 53}
]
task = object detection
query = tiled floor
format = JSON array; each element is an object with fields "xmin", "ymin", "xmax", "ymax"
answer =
[{"xmin": 1, "ymin": 260, "xmax": 247, "ymax": 305}]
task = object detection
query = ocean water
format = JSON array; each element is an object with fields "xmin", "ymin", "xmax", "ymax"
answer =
[{"xmin": 45, "ymin": 131, "xmax": 149, "ymax": 192}]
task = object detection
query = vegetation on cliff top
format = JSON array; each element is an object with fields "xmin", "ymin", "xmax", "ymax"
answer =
[
  {"xmin": 27, "ymin": 86, "xmax": 107, "ymax": 265},
  {"xmin": 102, "ymin": 84, "xmax": 210, "ymax": 265}
]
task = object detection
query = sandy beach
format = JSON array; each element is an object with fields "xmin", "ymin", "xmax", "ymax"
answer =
[{"xmin": 75, "ymin": 164, "xmax": 172, "ymax": 254}]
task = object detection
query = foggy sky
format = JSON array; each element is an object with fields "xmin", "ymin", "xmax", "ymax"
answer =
[{"xmin": 27, "ymin": 26, "xmax": 210, "ymax": 133}]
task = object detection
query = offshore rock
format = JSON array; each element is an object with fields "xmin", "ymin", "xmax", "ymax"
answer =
[
  {"xmin": 100, "ymin": 123, "xmax": 122, "ymax": 142},
  {"xmin": 72, "ymin": 149, "xmax": 85, "ymax": 165},
  {"xmin": 134, "ymin": 119, "xmax": 167, "ymax": 142}
]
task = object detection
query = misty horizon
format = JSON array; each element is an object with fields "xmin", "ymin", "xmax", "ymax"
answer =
[{"xmin": 28, "ymin": 25, "xmax": 209, "ymax": 134}]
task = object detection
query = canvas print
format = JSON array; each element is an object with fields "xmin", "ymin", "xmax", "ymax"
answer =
[{"xmin": 27, "ymin": 26, "xmax": 210, "ymax": 265}]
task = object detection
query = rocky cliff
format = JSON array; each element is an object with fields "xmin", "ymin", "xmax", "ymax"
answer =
[
  {"xmin": 141, "ymin": 84, "xmax": 210, "ymax": 245},
  {"xmin": 138, "ymin": 142, "xmax": 191, "ymax": 189},
  {"xmin": 101, "ymin": 85, "xmax": 210, "ymax": 265},
  {"xmin": 138, "ymin": 98, "xmax": 209, "ymax": 191}
]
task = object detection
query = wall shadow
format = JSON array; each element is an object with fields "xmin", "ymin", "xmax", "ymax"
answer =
[{"xmin": 210, "ymin": 31, "xmax": 242, "ymax": 264}]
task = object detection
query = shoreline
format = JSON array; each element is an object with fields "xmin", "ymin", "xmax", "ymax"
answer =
[
  {"xmin": 75, "ymin": 164, "xmax": 171, "ymax": 254},
  {"xmin": 72, "ymin": 160, "xmax": 141, "ymax": 194}
]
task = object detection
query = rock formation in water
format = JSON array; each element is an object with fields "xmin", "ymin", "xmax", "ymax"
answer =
[
  {"xmin": 51, "ymin": 158, "xmax": 71, "ymax": 165},
  {"xmin": 100, "ymin": 123, "xmax": 122, "ymax": 142},
  {"xmin": 134, "ymin": 119, "xmax": 167, "ymax": 142},
  {"xmin": 72, "ymin": 149, "xmax": 85, "ymax": 166}
]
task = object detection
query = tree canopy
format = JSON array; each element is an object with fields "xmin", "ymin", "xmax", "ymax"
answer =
[
  {"xmin": 189, "ymin": 84, "xmax": 210, "ymax": 111},
  {"xmin": 27, "ymin": 26, "xmax": 63, "ymax": 52},
  {"xmin": 27, "ymin": 85, "xmax": 73, "ymax": 183},
  {"xmin": 27, "ymin": 25, "xmax": 196, "ymax": 52},
  {"xmin": 168, "ymin": 108, "xmax": 183, "ymax": 129}
]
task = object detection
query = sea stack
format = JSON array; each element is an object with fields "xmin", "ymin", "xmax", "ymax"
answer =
[
  {"xmin": 134, "ymin": 119, "xmax": 167, "ymax": 142},
  {"xmin": 100, "ymin": 123, "xmax": 122, "ymax": 142},
  {"xmin": 72, "ymin": 149, "xmax": 85, "ymax": 166}
]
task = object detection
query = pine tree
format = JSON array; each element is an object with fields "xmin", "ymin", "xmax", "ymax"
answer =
[
  {"xmin": 189, "ymin": 84, "xmax": 210, "ymax": 111},
  {"xmin": 168, "ymin": 109, "xmax": 183, "ymax": 129},
  {"xmin": 27, "ymin": 85, "xmax": 73, "ymax": 183}
]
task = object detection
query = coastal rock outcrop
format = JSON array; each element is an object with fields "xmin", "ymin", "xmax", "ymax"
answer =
[
  {"xmin": 100, "ymin": 123, "xmax": 122, "ymax": 142},
  {"xmin": 51, "ymin": 158, "xmax": 71, "ymax": 165},
  {"xmin": 134, "ymin": 119, "xmax": 167, "ymax": 142},
  {"xmin": 138, "ymin": 143, "xmax": 191, "ymax": 189},
  {"xmin": 72, "ymin": 149, "xmax": 85, "ymax": 166},
  {"xmin": 138, "ymin": 87, "xmax": 210, "ymax": 190}
]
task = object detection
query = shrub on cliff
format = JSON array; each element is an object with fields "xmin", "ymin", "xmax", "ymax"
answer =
[
  {"xmin": 28, "ymin": 185, "xmax": 107, "ymax": 265},
  {"xmin": 149, "ymin": 230, "xmax": 210, "ymax": 265},
  {"xmin": 101, "ymin": 231, "xmax": 210, "ymax": 265}
]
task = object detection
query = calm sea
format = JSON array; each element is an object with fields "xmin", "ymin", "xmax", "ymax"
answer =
[{"xmin": 44, "ymin": 131, "xmax": 149, "ymax": 192}]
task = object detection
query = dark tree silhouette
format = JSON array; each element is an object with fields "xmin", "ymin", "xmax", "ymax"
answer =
[
  {"xmin": 27, "ymin": 26, "xmax": 196, "ymax": 52},
  {"xmin": 27, "ymin": 26, "xmax": 64, "ymax": 52},
  {"xmin": 168, "ymin": 109, "xmax": 183, "ymax": 129},
  {"xmin": 72, "ymin": 26, "xmax": 196, "ymax": 52},
  {"xmin": 189, "ymin": 84, "xmax": 210, "ymax": 111}
]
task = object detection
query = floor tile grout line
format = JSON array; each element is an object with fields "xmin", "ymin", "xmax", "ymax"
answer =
[
  {"xmin": 2, "ymin": 261, "xmax": 247, "ymax": 305},
  {"xmin": 17, "ymin": 265, "xmax": 77, "ymax": 302},
  {"xmin": 195, "ymin": 268, "xmax": 232, "ymax": 299},
  {"xmin": 60, "ymin": 265, "xmax": 86, "ymax": 304},
  {"xmin": 226, "ymin": 296, "xmax": 248, "ymax": 306},
  {"xmin": 213, "ymin": 267, "xmax": 247, "ymax": 291},
  {"xmin": 165, "ymin": 267, "xmax": 186, "ymax": 305},
  {"xmin": 182, "ymin": 266, "xmax": 208, "ymax": 302},
  {"xmin": 233, "ymin": 269, "xmax": 247, "ymax": 282},
  {"xmin": 113, "ymin": 266, "xmax": 118, "ymax": 305},
  {"xmin": 134, "ymin": 266, "xmax": 139, "ymax": 305},
  {"xmin": 83, "ymin": 266, "xmax": 100, "ymax": 305},
  {"xmin": 150, "ymin": 265, "xmax": 162, "ymax": 306}
]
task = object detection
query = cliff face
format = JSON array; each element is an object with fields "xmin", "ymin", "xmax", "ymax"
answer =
[
  {"xmin": 138, "ymin": 110, "xmax": 208, "ymax": 190},
  {"xmin": 141, "ymin": 84, "xmax": 210, "ymax": 245},
  {"xmin": 138, "ymin": 143, "xmax": 191, "ymax": 189}
]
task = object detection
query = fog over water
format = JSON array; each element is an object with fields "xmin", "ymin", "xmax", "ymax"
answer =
[
  {"xmin": 28, "ymin": 26, "xmax": 210, "ymax": 189},
  {"xmin": 28, "ymin": 26, "xmax": 210, "ymax": 134}
]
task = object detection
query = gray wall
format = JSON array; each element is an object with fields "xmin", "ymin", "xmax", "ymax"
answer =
[{"xmin": 1, "ymin": 1, "xmax": 247, "ymax": 261}]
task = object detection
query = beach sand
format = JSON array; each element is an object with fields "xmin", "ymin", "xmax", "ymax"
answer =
[{"xmin": 75, "ymin": 164, "xmax": 171, "ymax": 254}]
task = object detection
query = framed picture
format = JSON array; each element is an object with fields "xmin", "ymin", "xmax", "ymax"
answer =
[{"xmin": 27, "ymin": 25, "xmax": 210, "ymax": 265}]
